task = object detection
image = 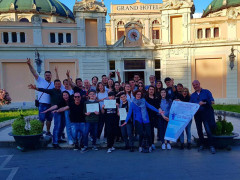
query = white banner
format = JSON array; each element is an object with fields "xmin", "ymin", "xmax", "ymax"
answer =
[{"xmin": 164, "ymin": 101, "xmax": 200, "ymax": 142}]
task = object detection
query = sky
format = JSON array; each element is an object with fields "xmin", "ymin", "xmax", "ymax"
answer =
[{"xmin": 61, "ymin": 0, "xmax": 211, "ymax": 21}]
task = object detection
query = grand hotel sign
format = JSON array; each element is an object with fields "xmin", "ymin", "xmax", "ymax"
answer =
[{"xmin": 112, "ymin": 3, "xmax": 162, "ymax": 13}]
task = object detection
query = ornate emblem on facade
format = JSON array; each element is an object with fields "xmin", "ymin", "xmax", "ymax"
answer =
[
  {"xmin": 162, "ymin": 0, "xmax": 193, "ymax": 10},
  {"xmin": 31, "ymin": 15, "xmax": 42, "ymax": 25},
  {"xmin": 74, "ymin": 0, "xmax": 107, "ymax": 14},
  {"xmin": 228, "ymin": 8, "xmax": 240, "ymax": 19}
]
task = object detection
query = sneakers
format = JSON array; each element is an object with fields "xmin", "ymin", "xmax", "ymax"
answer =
[
  {"xmin": 73, "ymin": 144, "xmax": 79, "ymax": 151},
  {"xmin": 46, "ymin": 132, "xmax": 52, "ymax": 136},
  {"xmin": 167, "ymin": 143, "xmax": 171, "ymax": 150},
  {"xmin": 149, "ymin": 147, "xmax": 152, "ymax": 153},
  {"xmin": 92, "ymin": 146, "xmax": 98, "ymax": 151},
  {"xmin": 139, "ymin": 147, "xmax": 143, "ymax": 152},
  {"xmin": 81, "ymin": 146, "xmax": 88, "ymax": 152},
  {"xmin": 52, "ymin": 144, "xmax": 61, "ymax": 149},
  {"xmin": 111, "ymin": 147, "xmax": 115, "ymax": 151},
  {"xmin": 161, "ymin": 143, "xmax": 166, "ymax": 150},
  {"xmin": 107, "ymin": 148, "xmax": 112, "ymax": 153},
  {"xmin": 151, "ymin": 144, "xmax": 156, "ymax": 150},
  {"xmin": 198, "ymin": 145, "xmax": 204, "ymax": 152},
  {"xmin": 210, "ymin": 146, "xmax": 216, "ymax": 154}
]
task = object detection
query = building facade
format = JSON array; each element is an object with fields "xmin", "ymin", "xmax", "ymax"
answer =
[{"xmin": 0, "ymin": 0, "xmax": 240, "ymax": 109}]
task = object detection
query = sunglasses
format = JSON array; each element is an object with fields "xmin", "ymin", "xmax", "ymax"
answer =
[{"xmin": 74, "ymin": 96, "xmax": 81, "ymax": 98}]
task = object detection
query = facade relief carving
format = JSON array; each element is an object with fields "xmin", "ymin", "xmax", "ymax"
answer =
[
  {"xmin": 162, "ymin": 0, "xmax": 193, "ymax": 10},
  {"xmin": 74, "ymin": 0, "xmax": 107, "ymax": 13}
]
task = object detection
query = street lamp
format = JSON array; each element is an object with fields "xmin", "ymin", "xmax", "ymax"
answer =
[{"xmin": 35, "ymin": 49, "xmax": 42, "ymax": 75}]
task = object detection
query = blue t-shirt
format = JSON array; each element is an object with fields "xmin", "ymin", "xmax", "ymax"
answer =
[{"xmin": 190, "ymin": 89, "xmax": 214, "ymax": 111}]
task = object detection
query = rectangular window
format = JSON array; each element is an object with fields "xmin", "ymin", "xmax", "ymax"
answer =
[
  {"xmin": 206, "ymin": 28, "xmax": 211, "ymax": 38},
  {"xmin": 12, "ymin": 32, "xmax": 17, "ymax": 43},
  {"xmin": 152, "ymin": 30, "xmax": 160, "ymax": 39},
  {"xmin": 58, "ymin": 33, "xmax": 63, "ymax": 44},
  {"xmin": 50, "ymin": 33, "xmax": 55, "ymax": 43},
  {"xmin": 20, "ymin": 32, "xmax": 25, "ymax": 43},
  {"xmin": 155, "ymin": 59, "xmax": 161, "ymax": 69},
  {"xmin": 66, "ymin": 33, "xmax": 71, "ymax": 43},
  {"xmin": 124, "ymin": 60, "xmax": 145, "ymax": 70},
  {"xmin": 3, "ymin": 32, "xmax": 8, "ymax": 44},
  {"xmin": 109, "ymin": 61, "xmax": 115, "ymax": 70},
  {"xmin": 214, "ymin": 28, "xmax": 219, "ymax": 38},
  {"xmin": 197, "ymin": 29, "xmax": 203, "ymax": 39},
  {"xmin": 155, "ymin": 71, "xmax": 161, "ymax": 81}
]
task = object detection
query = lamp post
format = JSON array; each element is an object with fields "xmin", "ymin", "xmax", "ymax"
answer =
[{"xmin": 35, "ymin": 49, "xmax": 42, "ymax": 75}]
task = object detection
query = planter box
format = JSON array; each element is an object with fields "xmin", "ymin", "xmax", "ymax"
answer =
[
  {"xmin": 9, "ymin": 132, "xmax": 43, "ymax": 151},
  {"xmin": 211, "ymin": 133, "xmax": 239, "ymax": 150}
]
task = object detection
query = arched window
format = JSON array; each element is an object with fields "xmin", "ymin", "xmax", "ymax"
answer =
[
  {"xmin": 206, "ymin": 28, "xmax": 211, "ymax": 38},
  {"xmin": 117, "ymin": 21, "xmax": 124, "ymax": 26},
  {"xmin": 66, "ymin": 33, "xmax": 71, "ymax": 43},
  {"xmin": 152, "ymin": 20, "xmax": 160, "ymax": 25},
  {"xmin": 19, "ymin": 18, "xmax": 29, "ymax": 22},
  {"xmin": 1, "ymin": 18, "xmax": 10, "ymax": 22},
  {"xmin": 197, "ymin": 29, "xmax": 203, "ymax": 39},
  {"xmin": 214, "ymin": 28, "xmax": 219, "ymax": 38},
  {"xmin": 42, "ymin": 19, "xmax": 48, "ymax": 23}
]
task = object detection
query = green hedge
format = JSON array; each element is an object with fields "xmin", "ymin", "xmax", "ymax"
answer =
[
  {"xmin": 213, "ymin": 105, "xmax": 240, "ymax": 114},
  {"xmin": 0, "ymin": 109, "xmax": 38, "ymax": 122}
]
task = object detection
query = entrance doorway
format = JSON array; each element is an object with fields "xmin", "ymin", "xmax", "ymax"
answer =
[{"xmin": 124, "ymin": 71, "xmax": 145, "ymax": 83}]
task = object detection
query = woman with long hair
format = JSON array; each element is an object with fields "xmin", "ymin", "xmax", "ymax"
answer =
[
  {"xmin": 106, "ymin": 79, "xmax": 115, "ymax": 92},
  {"xmin": 158, "ymin": 88, "xmax": 172, "ymax": 150},
  {"xmin": 138, "ymin": 82, "xmax": 146, "ymax": 97},
  {"xmin": 122, "ymin": 90, "xmax": 161, "ymax": 153},
  {"xmin": 96, "ymin": 82, "xmax": 108, "ymax": 140},
  {"xmin": 155, "ymin": 80, "xmax": 163, "ymax": 98},
  {"xmin": 124, "ymin": 83, "xmax": 134, "ymax": 102},
  {"xmin": 179, "ymin": 87, "xmax": 192, "ymax": 149}
]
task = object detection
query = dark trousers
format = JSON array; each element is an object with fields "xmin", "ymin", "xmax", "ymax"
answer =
[
  {"xmin": 194, "ymin": 111, "xmax": 213, "ymax": 146},
  {"xmin": 105, "ymin": 115, "xmax": 118, "ymax": 148},
  {"xmin": 121, "ymin": 123, "xmax": 134, "ymax": 147},
  {"xmin": 159, "ymin": 116, "xmax": 169, "ymax": 144},
  {"xmin": 149, "ymin": 116, "xmax": 157, "ymax": 145},
  {"xmin": 135, "ymin": 121, "xmax": 151, "ymax": 147},
  {"xmin": 97, "ymin": 114, "xmax": 107, "ymax": 139}
]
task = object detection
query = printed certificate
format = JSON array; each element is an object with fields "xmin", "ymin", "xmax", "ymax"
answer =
[
  {"xmin": 104, "ymin": 100, "xmax": 116, "ymax": 109},
  {"xmin": 86, "ymin": 103, "xmax": 99, "ymax": 113}
]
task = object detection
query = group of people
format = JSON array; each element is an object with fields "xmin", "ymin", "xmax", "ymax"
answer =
[{"xmin": 26, "ymin": 58, "xmax": 216, "ymax": 154}]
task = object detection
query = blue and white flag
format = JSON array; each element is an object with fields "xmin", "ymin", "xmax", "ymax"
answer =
[{"xmin": 164, "ymin": 101, "xmax": 200, "ymax": 142}]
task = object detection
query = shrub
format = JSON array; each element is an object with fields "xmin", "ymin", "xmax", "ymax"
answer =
[
  {"xmin": 213, "ymin": 114, "xmax": 234, "ymax": 136},
  {"xmin": 12, "ymin": 115, "xmax": 42, "ymax": 135}
]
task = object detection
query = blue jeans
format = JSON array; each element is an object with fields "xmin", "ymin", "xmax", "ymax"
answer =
[
  {"xmin": 38, "ymin": 103, "xmax": 53, "ymax": 122},
  {"xmin": 121, "ymin": 123, "xmax": 134, "ymax": 147},
  {"xmin": 84, "ymin": 122, "xmax": 98, "ymax": 147},
  {"xmin": 52, "ymin": 112, "xmax": 62, "ymax": 144},
  {"xmin": 180, "ymin": 120, "xmax": 192, "ymax": 143},
  {"xmin": 71, "ymin": 123, "xmax": 85, "ymax": 145},
  {"xmin": 62, "ymin": 111, "xmax": 74, "ymax": 144}
]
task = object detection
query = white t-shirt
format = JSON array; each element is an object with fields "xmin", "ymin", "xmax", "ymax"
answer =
[
  {"xmin": 61, "ymin": 86, "xmax": 74, "ymax": 95},
  {"xmin": 97, "ymin": 91, "xmax": 108, "ymax": 108},
  {"xmin": 37, "ymin": 77, "xmax": 54, "ymax": 104}
]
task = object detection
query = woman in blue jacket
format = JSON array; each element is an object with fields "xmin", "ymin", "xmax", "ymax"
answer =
[{"xmin": 122, "ymin": 90, "xmax": 161, "ymax": 152}]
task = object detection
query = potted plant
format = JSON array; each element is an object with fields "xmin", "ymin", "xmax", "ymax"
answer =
[
  {"xmin": 210, "ymin": 113, "xmax": 239, "ymax": 150},
  {"xmin": 9, "ymin": 114, "xmax": 43, "ymax": 151}
]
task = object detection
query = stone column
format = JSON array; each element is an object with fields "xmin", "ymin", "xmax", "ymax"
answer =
[
  {"xmin": 17, "ymin": 32, "xmax": 20, "ymax": 43},
  {"xmin": 63, "ymin": 33, "xmax": 67, "ymax": 43},
  {"xmin": 144, "ymin": 18, "xmax": 150, "ymax": 39},
  {"xmin": 55, "ymin": 32, "xmax": 59, "ymax": 44},
  {"xmin": 8, "ymin": 32, "xmax": 12, "ymax": 43},
  {"xmin": 111, "ymin": 19, "xmax": 116, "ymax": 44}
]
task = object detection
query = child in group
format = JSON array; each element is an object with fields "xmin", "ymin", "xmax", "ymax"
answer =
[
  {"xmin": 84, "ymin": 90, "xmax": 100, "ymax": 151},
  {"xmin": 118, "ymin": 93, "xmax": 134, "ymax": 152},
  {"xmin": 159, "ymin": 88, "xmax": 172, "ymax": 150},
  {"xmin": 101, "ymin": 91, "xmax": 119, "ymax": 153}
]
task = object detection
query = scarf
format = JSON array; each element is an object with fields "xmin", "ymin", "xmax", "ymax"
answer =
[{"xmin": 132, "ymin": 98, "xmax": 148, "ymax": 123}]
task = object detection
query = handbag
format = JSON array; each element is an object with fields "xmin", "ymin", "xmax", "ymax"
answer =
[{"xmin": 35, "ymin": 82, "xmax": 52, "ymax": 107}]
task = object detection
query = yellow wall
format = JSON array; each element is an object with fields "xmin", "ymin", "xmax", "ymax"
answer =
[
  {"xmin": 2, "ymin": 62, "xmax": 35, "ymax": 102},
  {"xmin": 171, "ymin": 16, "xmax": 182, "ymax": 44},
  {"xmin": 194, "ymin": 57, "xmax": 226, "ymax": 98},
  {"xmin": 106, "ymin": 24, "xmax": 111, "ymax": 45},
  {"xmin": 85, "ymin": 19, "xmax": 98, "ymax": 47}
]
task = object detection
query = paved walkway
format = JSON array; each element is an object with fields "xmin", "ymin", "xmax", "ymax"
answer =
[{"xmin": 0, "ymin": 116, "xmax": 239, "ymax": 147}]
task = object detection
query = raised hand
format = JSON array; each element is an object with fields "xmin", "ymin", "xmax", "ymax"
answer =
[
  {"xmin": 66, "ymin": 70, "xmax": 70, "ymax": 78},
  {"xmin": 28, "ymin": 84, "xmax": 37, "ymax": 90},
  {"xmin": 26, "ymin": 58, "xmax": 31, "ymax": 65},
  {"xmin": 55, "ymin": 66, "xmax": 58, "ymax": 73},
  {"xmin": 116, "ymin": 69, "xmax": 120, "ymax": 76}
]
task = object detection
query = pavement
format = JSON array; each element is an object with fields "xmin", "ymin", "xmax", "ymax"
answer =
[
  {"xmin": 0, "ymin": 146, "xmax": 240, "ymax": 180},
  {"xmin": 0, "ymin": 115, "xmax": 239, "ymax": 149}
]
